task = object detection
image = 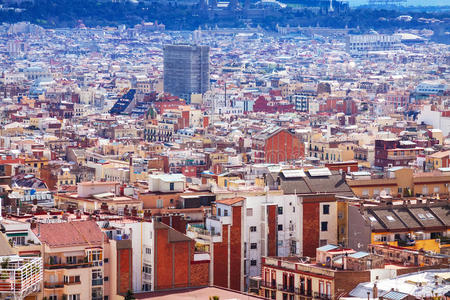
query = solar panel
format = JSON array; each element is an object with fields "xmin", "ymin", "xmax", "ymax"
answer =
[{"xmin": 308, "ymin": 168, "xmax": 332, "ymax": 177}]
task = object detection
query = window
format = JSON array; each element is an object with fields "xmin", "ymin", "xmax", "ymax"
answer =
[
  {"xmin": 104, "ymin": 276, "xmax": 109, "ymax": 282},
  {"xmin": 143, "ymin": 264, "xmax": 151, "ymax": 274},
  {"xmin": 169, "ymin": 182, "xmax": 174, "ymax": 191},
  {"xmin": 278, "ymin": 206, "xmax": 283, "ymax": 215},
  {"xmin": 92, "ymin": 269, "xmax": 103, "ymax": 286},
  {"xmin": 68, "ymin": 295, "xmax": 80, "ymax": 300},
  {"xmin": 142, "ymin": 283, "xmax": 151, "ymax": 291},
  {"xmin": 422, "ymin": 186, "xmax": 428, "ymax": 195},
  {"xmin": 425, "ymin": 213, "xmax": 435, "ymax": 220},
  {"xmin": 323, "ymin": 204, "xmax": 330, "ymax": 215},
  {"xmin": 156, "ymin": 199, "xmax": 163, "ymax": 208},
  {"xmin": 250, "ymin": 260, "xmax": 257, "ymax": 266},
  {"xmin": 11, "ymin": 236, "xmax": 25, "ymax": 246},
  {"xmin": 104, "ymin": 258, "xmax": 109, "ymax": 263},
  {"xmin": 278, "ymin": 224, "xmax": 283, "ymax": 231},
  {"xmin": 49, "ymin": 296, "xmax": 57, "ymax": 300},
  {"xmin": 247, "ymin": 208, "xmax": 253, "ymax": 216},
  {"xmin": 321, "ymin": 222, "xmax": 328, "ymax": 232},
  {"xmin": 250, "ymin": 243, "xmax": 257, "ymax": 249},
  {"xmin": 217, "ymin": 208, "xmax": 221, "ymax": 216},
  {"xmin": 64, "ymin": 275, "xmax": 80, "ymax": 284},
  {"xmin": 433, "ymin": 186, "xmax": 439, "ymax": 193},
  {"xmin": 362, "ymin": 189, "xmax": 369, "ymax": 196},
  {"xmin": 224, "ymin": 209, "xmax": 228, "ymax": 217},
  {"xmin": 386, "ymin": 215, "xmax": 395, "ymax": 222},
  {"xmin": 250, "ymin": 226, "xmax": 257, "ymax": 232},
  {"xmin": 66, "ymin": 256, "xmax": 77, "ymax": 264},
  {"xmin": 145, "ymin": 248, "xmax": 151, "ymax": 255},
  {"xmin": 384, "ymin": 188, "xmax": 391, "ymax": 195},
  {"xmin": 373, "ymin": 189, "xmax": 380, "ymax": 196}
]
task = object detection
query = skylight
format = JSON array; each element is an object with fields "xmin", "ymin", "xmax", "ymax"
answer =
[
  {"xmin": 425, "ymin": 213, "xmax": 435, "ymax": 219},
  {"xmin": 369, "ymin": 216, "xmax": 377, "ymax": 222},
  {"xmin": 386, "ymin": 215, "xmax": 395, "ymax": 222},
  {"xmin": 418, "ymin": 214, "xmax": 426, "ymax": 220}
]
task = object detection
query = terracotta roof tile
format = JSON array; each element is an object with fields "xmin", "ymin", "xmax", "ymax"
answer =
[
  {"xmin": 33, "ymin": 220, "xmax": 106, "ymax": 247},
  {"xmin": 216, "ymin": 197, "xmax": 245, "ymax": 206}
]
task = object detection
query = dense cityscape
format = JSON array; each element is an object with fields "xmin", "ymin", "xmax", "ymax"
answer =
[{"xmin": 0, "ymin": 0, "xmax": 449, "ymax": 299}]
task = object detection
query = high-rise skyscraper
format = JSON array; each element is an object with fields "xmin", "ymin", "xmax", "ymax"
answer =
[{"xmin": 163, "ymin": 44, "xmax": 210, "ymax": 102}]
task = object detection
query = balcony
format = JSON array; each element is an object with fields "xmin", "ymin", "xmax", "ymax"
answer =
[
  {"xmin": 387, "ymin": 154, "xmax": 417, "ymax": 160},
  {"xmin": 92, "ymin": 278, "xmax": 103, "ymax": 286},
  {"xmin": 143, "ymin": 273, "xmax": 152, "ymax": 281},
  {"xmin": 277, "ymin": 284, "xmax": 295, "ymax": 293},
  {"xmin": 260, "ymin": 281, "xmax": 276, "ymax": 289},
  {"xmin": 45, "ymin": 261, "xmax": 93, "ymax": 270},
  {"xmin": 0, "ymin": 256, "xmax": 43, "ymax": 299},
  {"xmin": 295, "ymin": 288, "xmax": 306, "ymax": 295},
  {"xmin": 314, "ymin": 292, "xmax": 331, "ymax": 300},
  {"xmin": 44, "ymin": 281, "xmax": 64, "ymax": 289}
]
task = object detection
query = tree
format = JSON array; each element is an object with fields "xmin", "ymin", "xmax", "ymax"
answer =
[{"xmin": 124, "ymin": 290, "xmax": 136, "ymax": 300}]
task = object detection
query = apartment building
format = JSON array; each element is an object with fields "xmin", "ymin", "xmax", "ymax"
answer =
[
  {"xmin": 257, "ymin": 252, "xmax": 374, "ymax": 300},
  {"xmin": 252, "ymin": 126, "xmax": 304, "ymax": 164},
  {"xmin": 348, "ymin": 200, "xmax": 450, "ymax": 253},
  {"xmin": 374, "ymin": 139, "xmax": 424, "ymax": 169},
  {"xmin": 35, "ymin": 220, "xmax": 110, "ymax": 300},
  {"xmin": 347, "ymin": 167, "xmax": 450, "ymax": 198},
  {"xmin": 187, "ymin": 189, "xmax": 340, "ymax": 292}
]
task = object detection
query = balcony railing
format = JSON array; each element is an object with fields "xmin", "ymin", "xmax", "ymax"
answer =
[
  {"xmin": 260, "ymin": 281, "xmax": 276, "ymax": 289},
  {"xmin": 45, "ymin": 262, "xmax": 93, "ymax": 270},
  {"xmin": 0, "ymin": 256, "xmax": 43, "ymax": 299},
  {"xmin": 44, "ymin": 282, "xmax": 64, "ymax": 289},
  {"xmin": 277, "ymin": 284, "xmax": 295, "ymax": 293},
  {"xmin": 92, "ymin": 278, "xmax": 103, "ymax": 286},
  {"xmin": 143, "ymin": 273, "xmax": 152, "ymax": 281},
  {"xmin": 314, "ymin": 292, "xmax": 331, "ymax": 300},
  {"xmin": 295, "ymin": 288, "xmax": 306, "ymax": 295}
]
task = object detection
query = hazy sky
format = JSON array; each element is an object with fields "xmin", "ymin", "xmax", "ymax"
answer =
[{"xmin": 347, "ymin": 0, "xmax": 448, "ymax": 6}]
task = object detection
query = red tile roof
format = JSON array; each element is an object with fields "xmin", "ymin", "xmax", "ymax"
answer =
[
  {"xmin": 216, "ymin": 197, "xmax": 245, "ymax": 206},
  {"xmin": 33, "ymin": 220, "xmax": 106, "ymax": 247}
]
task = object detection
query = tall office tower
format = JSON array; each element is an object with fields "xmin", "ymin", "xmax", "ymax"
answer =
[{"xmin": 163, "ymin": 44, "xmax": 210, "ymax": 102}]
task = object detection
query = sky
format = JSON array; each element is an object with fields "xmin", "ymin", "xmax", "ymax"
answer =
[{"xmin": 347, "ymin": 0, "xmax": 449, "ymax": 6}]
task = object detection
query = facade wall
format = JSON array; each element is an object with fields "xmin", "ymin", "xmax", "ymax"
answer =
[
  {"xmin": 213, "ymin": 223, "xmax": 229, "ymax": 288},
  {"xmin": 303, "ymin": 202, "xmax": 320, "ymax": 257},
  {"xmin": 230, "ymin": 205, "xmax": 242, "ymax": 291},
  {"xmin": 117, "ymin": 248, "xmax": 132, "ymax": 294},
  {"xmin": 264, "ymin": 130, "xmax": 304, "ymax": 164}
]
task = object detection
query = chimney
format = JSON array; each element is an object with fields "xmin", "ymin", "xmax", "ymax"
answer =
[{"xmin": 373, "ymin": 283, "xmax": 378, "ymax": 299}]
